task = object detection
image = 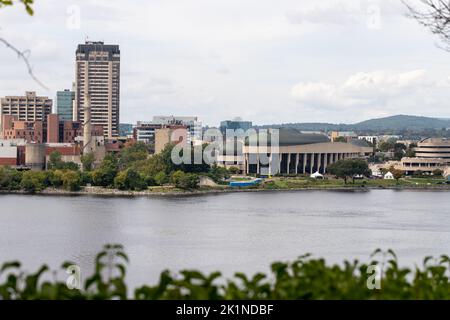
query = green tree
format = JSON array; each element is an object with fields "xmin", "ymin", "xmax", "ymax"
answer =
[
  {"xmin": 228, "ymin": 166, "xmax": 240, "ymax": 174},
  {"xmin": 433, "ymin": 169, "xmax": 444, "ymax": 177},
  {"xmin": 61, "ymin": 170, "xmax": 81, "ymax": 191},
  {"xmin": 171, "ymin": 170, "xmax": 200, "ymax": 190},
  {"xmin": 118, "ymin": 141, "xmax": 148, "ymax": 170},
  {"xmin": 208, "ymin": 164, "xmax": 230, "ymax": 182},
  {"xmin": 20, "ymin": 170, "xmax": 46, "ymax": 192},
  {"xmin": 47, "ymin": 169, "xmax": 64, "ymax": 188},
  {"xmin": 47, "ymin": 151, "xmax": 62, "ymax": 170},
  {"xmin": 81, "ymin": 153, "xmax": 95, "ymax": 172},
  {"xmin": 47, "ymin": 151, "xmax": 79, "ymax": 171},
  {"xmin": 114, "ymin": 168, "xmax": 147, "ymax": 191},
  {"xmin": 92, "ymin": 155, "xmax": 118, "ymax": 187},
  {"xmin": 327, "ymin": 159, "xmax": 371, "ymax": 184},
  {"xmin": 154, "ymin": 171, "xmax": 168, "ymax": 186},
  {"xmin": 0, "ymin": 167, "xmax": 22, "ymax": 190},
  {"xmin": 333, "ymin": 136, "xmax": 347, "ymax": 143}
]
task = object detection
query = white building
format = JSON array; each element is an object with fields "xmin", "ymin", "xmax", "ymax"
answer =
[
  {"xmin": 151, "ymin": 116, "xmax": 202, "ymax": 143},
  {"xmin": 358, "ymin": 136, "xmax": 378, "ymax": 145}
]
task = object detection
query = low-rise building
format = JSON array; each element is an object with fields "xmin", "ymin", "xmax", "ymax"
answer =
[
  {"xmin": 150, "ymin": 116, "xmax": 202, "ymax": 143},
  {"xmin": 0, "ymin": 139, "xmax": 26, "ymax": 166},
  {"xmin": 1, "ymin": 115, "xmax": 44, "ymax": 143},
  {"xmin": 358, "ymin": 136, "xmax": 378, "ymax": 145},
  {"xmin": 331, "ymin": 131, "xmax": 357, "ymax": 142}
]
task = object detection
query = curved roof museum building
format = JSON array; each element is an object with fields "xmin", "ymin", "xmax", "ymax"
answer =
[{"xmin": 242, "ymin": 128, "xmax": 373, "ymax": 175}]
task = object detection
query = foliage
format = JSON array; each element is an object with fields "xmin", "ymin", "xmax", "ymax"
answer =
[
  {"xmin": 154, "ymin": 171, "xmax": 168, "ymax": 186},
  {"xmin": 61, "ymin": 170, "xmax": 82, "ymax": 191},
  {"xmin": 81, "ymin": 153, "xmax": 95, "ymax": 172},
  {"xmin": 208, "ymin": 164, "xmax": 230, "ymax": 182},
  {"xmin": 333, "ymin": 136, "xmax": 347, "ymax": 143},
  {"xmin": 47, "ymin": 170, "xmax": 64, "ymax": 188},
  {"xmin": 171, "ymin": 170, "xmax": 200, "ymax": 190},
  {"xmin": 114, "ymin": 168, "xmax": 147, "ymax": 191},
  {"xmin": 2, "ymin": 246, "xmax": 450, "ymax": 300},
  {"xmin": 393, "ymin": 143, "xmax": 407, "ymax": 161},
  {"xmin": 228, "ymin": 166, "xmax": 240, "ymax": 174},
  {"xmin": 327, "ymin": 159, "xmax": 372, "ymax": 184},
  {"xmin": 118, "ymin": 141, "xmax": 148, "ymax": 170},
  {"xmin": 391, "ymin": 169, "xmax": 404, "ymax": 182},
  {"xmin": 20, "ymin": 170, "xmax": 46, "ymax": 192},
  {"xmin": 47, "ymin": 151, "xmax": 80, "ymax": 171},
  {"xmin": 0, "ymin": 166, "xmax": 22, "ymax": 190},
  {"xmin": 0, "ymin": 0, "xmax": 34, "ymax": 15},
  {"xmin": 92, "ymin": 154, "xmax": 118, "ymax": 187},
  {"xmin": 433, "ymin": 169, "xmax": 444, "ymax": 177}
]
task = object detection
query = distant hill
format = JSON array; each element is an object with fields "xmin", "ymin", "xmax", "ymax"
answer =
[{"xmin": 257, "ymin": 115, "xmax": 450, "ymax": 132}]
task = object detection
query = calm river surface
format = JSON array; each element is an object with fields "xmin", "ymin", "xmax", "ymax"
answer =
[{"xmin": 0, "ymin": 190, "xmax": 449, "ymax": 287}]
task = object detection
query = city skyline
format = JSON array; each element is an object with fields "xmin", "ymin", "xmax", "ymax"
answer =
[{"xmin": 1, "ymin": 0, "xmax": 450, "ymax": 127}]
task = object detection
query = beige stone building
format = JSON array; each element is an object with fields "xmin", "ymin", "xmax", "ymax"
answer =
[
  {"xmin": 154, "ymin": 127, "xmax": 188, "ymax": 154},
  {"xmin": 0, "ymin": 91, "xmax": 52, "ymax": 130}
]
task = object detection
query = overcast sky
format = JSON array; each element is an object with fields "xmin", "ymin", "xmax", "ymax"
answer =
[{"xmin": 0, "ymin": 0, "xmax": 449, "ymax": 126}]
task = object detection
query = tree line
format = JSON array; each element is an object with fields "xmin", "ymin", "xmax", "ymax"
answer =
[{"xmin": 0, "ymin": 142, "xmax": 239, "ymax": 193}]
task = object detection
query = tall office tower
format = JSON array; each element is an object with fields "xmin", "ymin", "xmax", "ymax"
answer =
[
  {"xmin": 0, "ymin": 91, "xmax": 52, "ymax": 133},
  {"xmin": 74, "ymin": 41, "xmax": 120, "ymax": 139},
  {"xmin": 56, "ymin": 89, "xmax": 75, "ymax": 121}
]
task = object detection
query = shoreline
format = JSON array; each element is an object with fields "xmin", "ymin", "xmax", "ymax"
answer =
[{"xmin": 1, "ymin": 184, "xmax": 450, "ymax": 198}]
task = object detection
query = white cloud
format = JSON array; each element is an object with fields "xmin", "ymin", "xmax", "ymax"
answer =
[
  {"xmin": 0, "ymin": 0, "xmax": 449, "ymax": 125},
  {"xmin": 291, "ymin": 69, "xmax": 445, "ymax": 111}
]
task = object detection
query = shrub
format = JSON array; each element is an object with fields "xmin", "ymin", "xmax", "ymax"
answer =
[
  {"xmin": 20, "ymin": 171, "xmax": 46, "ymax": 192},
  {"xmin": 1, "ymin": 246, "xmax": 450, "ymax": 300},
  {"xmin": 228, "ymin": 166, "xmax": 240, "ymax": 174},
  {"xmin": 92, "ymin": 155, "xmax": 118, "ymax": 187},
  {"xmin": 61, "ymin": 171, "xmax": 82, "ymax": 191},
  {"xmin": 154, "ymin": 171, "xmax": 168, "ymax": 186},
  {"xmin": 171, "ymin": 170, "xmax": 200, "ymax": 190},
  {"xmin": 0, "ymin": 167, "xmax": 22, "ymax": 190},
  {"xmin": 114, "ymin": 168, "xmax": 147, "ymax": 191}
]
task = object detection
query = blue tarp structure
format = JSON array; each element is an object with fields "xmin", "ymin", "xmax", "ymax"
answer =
[{"xmin": 229, "ymin": 178, "xmax": 263, "ymax": 187}]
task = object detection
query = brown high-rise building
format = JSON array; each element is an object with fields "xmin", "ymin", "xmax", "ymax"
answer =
[{"xmin": 74, "ymin": 41, "xmax": 120, "ymax": 139}]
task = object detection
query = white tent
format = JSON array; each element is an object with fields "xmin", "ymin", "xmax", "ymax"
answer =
[
  {"xmin": 310, "ymin": 171, "xmax": 324, "ymax": 179},
  {"xmin": 384, "ymin": 172, "xmax": 394, "ymax": 180}
]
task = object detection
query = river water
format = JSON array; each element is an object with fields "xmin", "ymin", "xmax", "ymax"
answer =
[{"xmin": 0, "ymin": 190, "xmax": 449, "ymax": 288}]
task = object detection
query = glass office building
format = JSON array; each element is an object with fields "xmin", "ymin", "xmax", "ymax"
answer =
[{"xmin": 56, "ymin": 89, "xmax": 75, "ymax": 121}]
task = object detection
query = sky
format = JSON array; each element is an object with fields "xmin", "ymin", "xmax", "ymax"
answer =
[{"xmin": 0, "ymin": 0, "xmax": 450, "ymax": 126}]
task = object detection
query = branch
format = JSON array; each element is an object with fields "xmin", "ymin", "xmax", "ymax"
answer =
[
  {"xmin": 0, "ymin": 37, "xmax": 49, "ymax": 90},
  {"xmin": 403, "ymin": 0, "xmax": 450, "ymax": 51}
]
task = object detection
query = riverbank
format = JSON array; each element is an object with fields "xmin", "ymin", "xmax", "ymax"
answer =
[{"xmin": 1, "ymin": 182, "xmax": 450, "ymax": 198}]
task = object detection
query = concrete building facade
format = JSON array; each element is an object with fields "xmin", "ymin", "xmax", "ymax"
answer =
[
  {"xmin": 0, "ymin": 91, "xmax": 52, "ymax": 131},
  {"xmin": 154, "ymin": 127, "xmax": 188, "ymax": 154},
  {"xmin": 74, "ymin": 41, "xmax": 120, "ymax": 139}
]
